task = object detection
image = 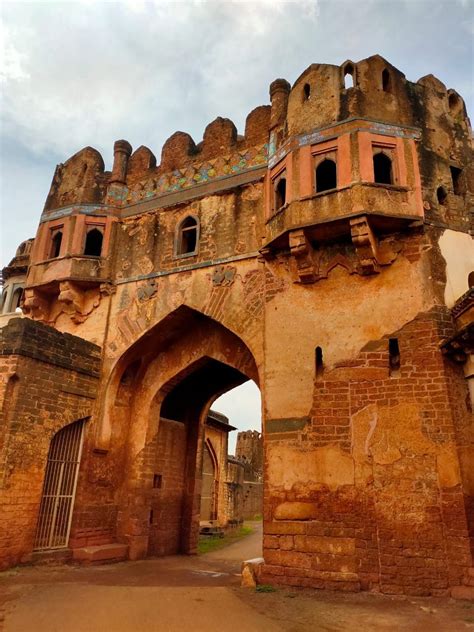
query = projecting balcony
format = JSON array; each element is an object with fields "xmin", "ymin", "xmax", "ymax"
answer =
[
  {"xmin": 263, "ymin": 182, "xmax": 422, "ymax": 254},
  {"xmin": 26, "ymin": 255, "xmax": 111, "ymax": 291}
]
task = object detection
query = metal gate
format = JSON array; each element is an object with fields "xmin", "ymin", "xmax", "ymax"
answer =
[{"xmin": 33, "ymin": 419, "xmax": 85, "ymax": 550}]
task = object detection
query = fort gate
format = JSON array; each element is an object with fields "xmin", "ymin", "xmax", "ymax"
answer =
[{"xmin": 1, "ymin": 55, "xmax": 473, "ymax": 597}]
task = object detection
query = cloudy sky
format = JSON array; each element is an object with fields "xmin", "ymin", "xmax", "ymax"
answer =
[{"xmin": 1, "ymin": 0, "xmax": 472, "ymax": 445}]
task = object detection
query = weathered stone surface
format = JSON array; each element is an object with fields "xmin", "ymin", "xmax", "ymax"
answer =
[{"xmin": 274, "ymin": 502, "xmax": 318, "ymax": 521}]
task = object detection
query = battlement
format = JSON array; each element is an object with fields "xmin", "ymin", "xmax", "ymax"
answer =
[{"xmin": 41, "ymin": 55, "xmax": 471, "ymax": 216}]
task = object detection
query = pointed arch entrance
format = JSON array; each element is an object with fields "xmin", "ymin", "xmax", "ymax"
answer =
[{"xmin": 105, "ymin": 306, "xmax": 261, "ymax": 560}]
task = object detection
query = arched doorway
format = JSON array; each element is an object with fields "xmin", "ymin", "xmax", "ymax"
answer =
[
  {"xmin": 106, "ymin": 306, "xmax": 261, "ymax": 560},
  {"xmin": 200, "ymin": 439, "xmax": 218, "ymax": 522},
  {"xmin": 34, "ymin": 419, "xmax": 86, "ymax": 551}
]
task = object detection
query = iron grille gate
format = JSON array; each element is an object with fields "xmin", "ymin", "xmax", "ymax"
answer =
[{"xmin": 34, "ymin": 419, "xmax": 85, "ymax": 551}]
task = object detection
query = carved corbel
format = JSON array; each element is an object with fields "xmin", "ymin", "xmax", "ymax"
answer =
[
  {"xmin": 350, "ymin": 216, "xmax": 381, "ymax": 275},
  {"xmin": 22, "ymin": 288, "xmax": 50, "ymax": 322},
  {"xmin": 289, "ymin": 229, "xmax": 319, "ymax": 284},
  {"xmin": 100, "ymin": 281, "xmax": 117, "ymax": 297},
  {"xmin": 58, "ymin": 281, "xmax": 100, "ymax": 324}
]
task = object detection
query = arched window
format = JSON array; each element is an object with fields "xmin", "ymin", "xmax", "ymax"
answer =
[
  {"xmin": 382, "ymin": 69, "xmax": 391, "ymax": 93},
  {"xmin": 177, "ymin": 216, "xmax": 198, "ymax": 256},
  {"xmin": 448, "ymin": 93, "xmax": 462, "ymax": 117},
  {"xmin": 316, "ymin": 159, "xmax": 337, "ymax": 192},
  {"xmin": 303, "ymin": 83, "xmax": 311, "ymax": 100},
  {"xmin": 315, "ymin": 346, "xmax": 324, "ymax": 379},
  {"xmin": 84, "ymin": 228, "xmax": 103, "ymax": 257},
  {"xmin": 468, "ymin": 271, "xmax": 474, "ymax": 288},
  {"xmin": 344, "ymin": 64, "xmax": 354, "ymax": 89},
  {"xmin": 373, "ymin": 153, "xmax": 393, "ymax": 185},
  {"xmin": 389, "ymin": 338, "xmax": 400, "ymax": 377},
  {"xmin": 274, "ymin": 176, "xmax": 287, "ymax": 210},
  {"xmin": 50, "ymin": 231, "xmax": 63, "ymax": 259},
  {"xmin": 437, "ymin": 186, "xmax": 447, "ymax": 205},
  {"xmin": 34, "ymin": 419, "xmax": 86, "ymax": 551},
  {"xmin": 10, "ymin": 287, "xmax": 23, "ymax": 312}
]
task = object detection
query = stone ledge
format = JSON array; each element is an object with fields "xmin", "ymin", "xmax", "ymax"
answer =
[{"xmin": 72, "ymin": 543, "xmax": 128, "ymax": 563}]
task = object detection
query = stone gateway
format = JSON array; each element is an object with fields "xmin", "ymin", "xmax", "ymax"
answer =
[{"xmin": 1, "ymin": 55, "xmax": 473, "ymax": 597}]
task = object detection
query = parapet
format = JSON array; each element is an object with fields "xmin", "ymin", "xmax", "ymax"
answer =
[
  {"xmin": 160, "ymin": 131, "xmax": 197, "ymax": 172},
  {"xmin": 127, "ymin": 146, "xmax": 157, "ymax": 183},
  {"xmin": 40, "ymin": 54, "xmax": 471, "ymax": 215},
  {"xmin": 44, "ymin": 146, "xmax": 107, "ymax": 211}
]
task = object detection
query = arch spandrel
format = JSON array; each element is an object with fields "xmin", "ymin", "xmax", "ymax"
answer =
[
  {"xmin": 96, "ymin": 304, "xmax": 261, "ymax": 451},
  {"xmin": 103, "ymin": 267, "xmax": 267, "ymax": 371}
]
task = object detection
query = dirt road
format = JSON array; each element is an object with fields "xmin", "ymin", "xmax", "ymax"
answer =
[{"xmin": 0, "ymin": 522, "xmax": 471, "ymax": 632}]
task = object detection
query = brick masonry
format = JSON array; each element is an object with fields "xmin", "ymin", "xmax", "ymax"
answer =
[{"xmin": 0, "ymin": 318, "xmax": 101, "ymax": 569}]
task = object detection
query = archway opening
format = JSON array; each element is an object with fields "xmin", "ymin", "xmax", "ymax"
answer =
[
  {"xmin": 112, "ymin": 306, "xmax": 263, "ymax": 561},
  {"xmin": 149, "ymin": 357, "xmax": 262, "ymax": 557}
]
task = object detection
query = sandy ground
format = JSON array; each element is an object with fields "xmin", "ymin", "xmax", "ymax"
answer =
[{"xmin": 0, "ymin": 522, "xmax": 472, "ymax": 632}]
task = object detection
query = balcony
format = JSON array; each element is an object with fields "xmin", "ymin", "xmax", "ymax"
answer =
[
  {"xmin": 26, "ymin": 255, "xmax": 111, "ymax": 290},
  {"xmin": 264, "ymin": 182, "xmax": 422, "ymax": 251}
]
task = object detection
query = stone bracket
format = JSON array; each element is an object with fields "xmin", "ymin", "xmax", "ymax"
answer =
[
  {"xmin": 23, "ymin": 288, "xmax": 51, "ymax": 322},
  {"xmin": 350, "ymin": 216, "xmax": 380, "ymax": 275},
  {"xmin": 288, "ymin": 229, "xmax": 320, "ymax": 283},
  {"xmin": 58, "ymin": 281, "xmax": 101, "ymax": 324}
]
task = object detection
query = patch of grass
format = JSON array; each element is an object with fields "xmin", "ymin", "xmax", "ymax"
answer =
[
  {"xmin": 198, "ymin": 524, "xmax": 253, "ymax": 555},
  {"xmin": 256, "ymin": 584, "xmax": 277, "ymax": 593}
]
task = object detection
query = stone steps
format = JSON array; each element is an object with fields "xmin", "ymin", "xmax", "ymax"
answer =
[{"xmin": 72, "ymin": 543, "xmax": 128, "ymax": 565}]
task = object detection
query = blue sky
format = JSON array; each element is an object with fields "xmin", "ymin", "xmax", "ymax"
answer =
[{"xmin": 1, "ymin": 0, "xmax": 472, "ymax": 444}]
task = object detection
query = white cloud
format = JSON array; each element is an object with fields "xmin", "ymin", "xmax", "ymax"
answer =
[{"xmin": 213, "ymin": 381, "xmax": 262, "ymax": 455}]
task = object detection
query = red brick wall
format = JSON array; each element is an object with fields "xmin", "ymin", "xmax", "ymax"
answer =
[
  {"xmin": 262, "ymin": 307, "xmax": 472, "ymax": 596},
  {"xmin": 0, "ymin": 318, "xmax": 100, "ymax": 569}
]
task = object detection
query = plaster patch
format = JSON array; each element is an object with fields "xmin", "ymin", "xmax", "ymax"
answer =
[
  {"xmin": 438, "ymin": 229, "xmax": 474, "ymax": 307},
  {"xmin": 267, "ymin": 444, "xmax": 355, "ymax": 491}
]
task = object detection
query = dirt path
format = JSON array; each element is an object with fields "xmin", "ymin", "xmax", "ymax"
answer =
[{"xmin": 0, "ymin": 522, "xmax": 472, "ymax": 632}]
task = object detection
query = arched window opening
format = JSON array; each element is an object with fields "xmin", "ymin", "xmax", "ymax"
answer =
[
  {"xmin": 373, "ymin": 153, "xmax": 393, "ymax": 185},
  {"xmin": 303, "ymin": 83, "xmax": 311, "ymax": 100},
  {"xmin": 50, "ymin": 231, "xmax": 63, "ymax": 259},
  {"xmin": 382, "ymin": 69, "xmax": 391, "ymax": 93},
  {"xmin": 274, "ymin": 177, "xmax": 287, "ymax": 210},
  {"xmin": 11, "ymin": 287, "xmax": 23, "ymax": 312},
  {"xmin": 389, "ymin": 338, "xmax": 400, "ymax": 377},
  {"xmin": 177, "ymin": 216, "xmax": 198, "ymax": 255},
  {"xmin": 468, "ymin": 271, "xmax": 474, "ymax": 288},
  {"xmin": 437, "ymin": 186, "xmax": 447, "ymax": 205},
  {"xmin": 84, "ymin": 228, "xmax": 103, "ymax": 257},
  {"xmin": 316, "ymin": 159, "xmax": 337, "ymax": 193},
  {"xmin": 448, "ymin": 93, "xmax": 462, "ymax": 116},
  {"xmin": 34, "ymin": 418, "xmax": 86, "ymax": 551},
  {"xmin": 450, "ymin": 166, "xmax": 462, "ymax": 195},
  {"xmin": 315, "ymin": 346, "xmax": 324, "ymax": 379},
  {"xmin": 1, "ymin": 291, "xmax": 8, "ymax": 314},
  {"xmin": 344, "ymin": 65, "xmax": 354, "ymax": 89}
]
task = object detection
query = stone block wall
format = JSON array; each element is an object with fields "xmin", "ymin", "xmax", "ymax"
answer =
[
  {"xmin": 148, "ymin": 418, "xmax": 187, "ymax": 556},
  {"xmin": 0, "ymin": 318, "xmax": 100, "ymax": 569}
]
